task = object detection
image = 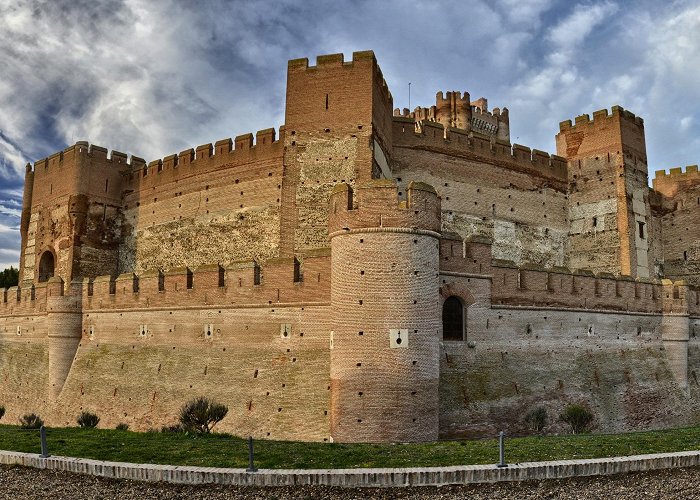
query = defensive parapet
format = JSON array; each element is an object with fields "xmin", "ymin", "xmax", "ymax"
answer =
[
  {"xmin": 79, "ymin": 251, "xmax": 331, "ymax": 310},
  {"xmin": 391, "ymin": 118, "xmax": 567, "ymax": 183},
  {"xmin": 653, "ymin": 165, "xmax": 700, "ymax": 197},
  {"xmin": 125, "ymin": 127, "xmax": 284, "ymax": 192},
  {"xmin": 557, "ymin": 106, "xmax": 647, "ymax": 164},
  {"xmin": 328, "ymin": 180, "xmax": 441, "ymax": 442},
  {"xmin": 395, "ymin": 91, "xmax": 510, "ymax": 142},
  {"xmin": 285, "ymin": 50, "xmax": 393, "ymax": 152},
  {"xmin": 286, "ymin": 51, "xmax": 392, "ymax": 110}
]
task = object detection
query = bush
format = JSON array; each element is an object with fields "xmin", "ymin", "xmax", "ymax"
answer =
[
  {"xmin": 77, "ymin": 411, "xmax": 100, "ymax": 428},
  {"xmin": 524, "ymin": 406, "xmax": 548, "ymax": 432},
  {"xmin": 115, "ymin": 423, "xmax": 129, "ymax": 431},
  {"xmin": 19, "ymin": 413, "xmax": 44, "ymax": 429},
  {"xmin": 559, "ymin": 404, "xmax": 594, "ymax": 434},
  {"xmin": 0, "ymin": 406, "xmax": 5, "ymax": 421},
  {"xmin": 161, "ymin": 424, "xmax": 184, "ymax": 433},
  {"xmin": 178, "ymin": 397, "xmax": 228, "ymax": 434}
]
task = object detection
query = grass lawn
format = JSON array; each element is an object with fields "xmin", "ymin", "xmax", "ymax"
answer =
[{"xmin": 1, "ymin": 424, "xmax": 700, "ymax": 469}]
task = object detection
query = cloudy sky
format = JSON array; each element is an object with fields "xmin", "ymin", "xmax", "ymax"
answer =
[{"xmin": 0, "ymin": 0, "xmax": 699, "ymax": 270}]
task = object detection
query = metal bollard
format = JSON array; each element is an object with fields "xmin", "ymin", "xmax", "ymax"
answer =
[
  {"xmin": 39, "ymin": 425, "xmax": 50, "ymax": 458},
  {"xmin": 246, "ymin": 436, "xmax": 258, "ymax": 472},
  {"xmin": 497, "ymin": 430, "xmax": 507, "ymax": 468}
]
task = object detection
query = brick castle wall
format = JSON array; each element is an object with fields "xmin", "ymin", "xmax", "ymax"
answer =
[{"xmin": 3, "ymin": 50, "xmax": 700, "ymax": 442}]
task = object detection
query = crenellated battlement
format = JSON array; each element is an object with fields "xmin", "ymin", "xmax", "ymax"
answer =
[
  {"xmin": 287, "ymin": 50, "xmax": 392, "ymax": 104},
  {"xmin": 653, "ymin": 165, "xmax": 700, "ymax": 197},
  {"xmin": 393, "ymin": 105, "xmax": 508, "ymax": 121},
  {"xmin": 327, "ymin": 180, "xmax": 441, "ymax": 236},
  {"xmin": 130, "ymin": 126, "xmax": 283, "ymax": 180},
  {"xmin": 394, "ymin": 89, "xmax": 509, "ymax": 142},
  {"xmin": 83, "ymin": 254, "xmax": 326, "ymax": 309},
  {"xmin": 556, "ymin": 105, "xmax": 648, "ymax": 166},
  {"xmin": 31, "ymin": 141, "xmax": 145, "ymax": 173},
  {"xmin": 437, "ymin": 232, "xmax": 700, "ymax": 316},
  {"xmin": 559, "ymin": 105, "xmax": 644, "ymax": 132},
  {"xmin": 392, "ymin": 117, "xmax": 567, "ymax": 182}
]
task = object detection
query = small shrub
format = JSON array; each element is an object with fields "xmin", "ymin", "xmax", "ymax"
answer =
[
  {"xmin": 559, "ymin": 404, "xmax": 594, "ymax": 434},
  {"xmin": 0, "ymin": 406, "xmax": 5, "ymax": 421},
  {"xmin": 77, "ymin": 411, "xmax": 100, "ymax": 428},
  {"xmin": 19, "ymin": 413, "xmax": 44, "ymax": 429},
  {"xmin": 115, "ymin": 423, "xmax": 129, "ymax": 431},
  {"xmin": 179, "ymin": 397, "xmax": 228, "ymax": 434},
  {"xmin": 524, "ymin": 406, "xmax": 548, "ymax": 432}
]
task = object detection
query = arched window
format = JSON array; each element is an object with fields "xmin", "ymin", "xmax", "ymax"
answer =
[
  {"xmin": 442, "ymin": 296, "xmax": 464, "ymax": 341},
  {"xmin": 38, "ymin": 251, "xmax": 55, "ymax": 282}
]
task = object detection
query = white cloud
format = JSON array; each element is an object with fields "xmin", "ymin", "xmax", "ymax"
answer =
[
  {"xmin": 548, "ymin": 2, "xmax": 618, "ymax": 49},
  {"xmin": 495, "ymin": 0, "xmax": 555, "ymax": 25},
  {"xmin": 1, "ymin": 0, "xmax": 700, "ymax": 268},
  {"xmin": 680, "ymin": 116, "xmax": 693, "ymax": 132}
]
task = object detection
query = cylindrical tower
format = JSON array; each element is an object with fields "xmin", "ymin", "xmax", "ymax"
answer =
[
  {"xmin": 328, "ymin": 180, "xmax": 441, "ymax": 442},
  {"xmin": 435, "ymin": 91, "xmax": 471, "ymax": 130},
  {"xmin": 47, "ymin": 278, "xmax": 83, "ymax": 400}
]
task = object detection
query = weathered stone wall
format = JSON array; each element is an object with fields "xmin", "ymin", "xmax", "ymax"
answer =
[
  {"xmin": 0, "ymin": 258, "xmax": 333, "ymax": 440},
  {"xmin": 392, "ymin": 120, "xmax": 568, "ymax": 268},
  {"xmin": 438, "ymin": 273, "xmax": 700, "ymax": 438},
  {"xmin": 281, "ymin": 51, "xmax": 392, "ymax": 259},
  {"xmin": 654, "ymin": 167, "xmax": 700, "ymax": 285},
  {"xmin": 5, "ymin": 51, "xmax": 700, "ymax": 445},
  {"xmin": 0, "ymin": 313, "xmax": 49, "ymax": 425},
  {"xmin": 558, "ymin": 107, "xmax": 655, "ymax": 279},
  {"xmin": 120, "ymin": 131, "xmax": 284, "ymax": 274},
  {"xmin": 59, "ymin": 304, "xmax": 331, "ymax": 440}
]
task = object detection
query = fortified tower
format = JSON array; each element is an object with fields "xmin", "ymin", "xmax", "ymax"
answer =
[
  {"xmin": 401, "ymin": 92, "xmax": 510, "ymax": 142},
  {"xmin": 435, "ymin": 91, "xmax": 472, "ymax": 130},
  {"xmin": 46, "ymin": 278, "xmax": 83, "ymax": 399},
  {"xmin": 328, "ymin": 180, "xmax": 441, "ymax": 442},
  {"xmin": 281, "ymin": 51, "xmax": 394, "ymax": 258},
  {"xmin": 19, "ymin": 142, "xmax": 131, "ymax": 285},
  {"xmin": 557, "ymin": 107, "xmax": 654, "ymax": 278}
]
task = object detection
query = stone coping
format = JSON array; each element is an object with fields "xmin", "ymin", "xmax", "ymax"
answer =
[{"xmin": 2, "ymin": 449, "xmax": 700, "ymax": 487}]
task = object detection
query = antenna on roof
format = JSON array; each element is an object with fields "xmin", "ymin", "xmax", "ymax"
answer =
[{"xmin": 408, "ymin": 82, "xmax": 411, "ymax": 110}]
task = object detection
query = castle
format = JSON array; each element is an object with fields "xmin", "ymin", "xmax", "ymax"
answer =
[{"xmin": 1, "ymin": 51, "xmax": 699, "ymax": 443}]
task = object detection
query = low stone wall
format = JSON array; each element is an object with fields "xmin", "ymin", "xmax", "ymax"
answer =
[{"xmin": 2, "ymin": 449, "xmax": 700, "ymax": 487}]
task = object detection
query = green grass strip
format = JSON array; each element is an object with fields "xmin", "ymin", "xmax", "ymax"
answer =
[{"xmin": 1, "ymin": 425, "xmax": 700, "ymax": 469}]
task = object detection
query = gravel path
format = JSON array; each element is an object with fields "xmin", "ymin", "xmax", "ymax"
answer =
[{"xmin": 2, "ymin": 464, "xmax": 700, "ymax": 499}]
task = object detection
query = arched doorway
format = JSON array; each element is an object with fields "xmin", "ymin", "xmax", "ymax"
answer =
[
  {"xmin": 38, "ymin": 251, "xmax": 55, "ymax": 282},
  {"xmin": 442, "ymin": 296, "xmax": 464, "ymax": 341}
]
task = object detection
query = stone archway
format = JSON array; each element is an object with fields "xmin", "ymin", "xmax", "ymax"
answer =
[{"xmin": 38, "ymin": 250, "xmax": 55, "ymax": 282}]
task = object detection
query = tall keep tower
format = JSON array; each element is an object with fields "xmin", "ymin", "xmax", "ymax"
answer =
[
  {"xmin": 557, "ymin": 107, "xmax": 653, "ymax": 277},
  {"xmin": 328, "ymin": 180, "xmax": 441, "ymax": 442},
  {"xmin": 281, "ymin": 51, "xmax": 394, "ymax": 258}
]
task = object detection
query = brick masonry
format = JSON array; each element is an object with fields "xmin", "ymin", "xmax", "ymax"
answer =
[{"xmin": 2, "ymin": 50, "xmax": 700, "ymax": 443}]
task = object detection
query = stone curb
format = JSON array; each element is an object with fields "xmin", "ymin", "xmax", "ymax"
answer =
[{"xmin": 1, "ymin": 449, "xmax": 700, "ymax": 487}]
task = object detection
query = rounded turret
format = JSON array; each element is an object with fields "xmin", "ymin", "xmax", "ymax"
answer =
[
  {"xmin": 46, "ymin": 278, "xmax": 83, "ymax": 400},
  {"xmin": 435, "ymin": 91, "xmax": 471, "ymax": 130},
  {"xmin": 328, "ymin": 180, "xmax": 441, "ymax": 442}
]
